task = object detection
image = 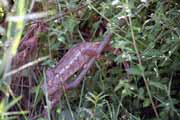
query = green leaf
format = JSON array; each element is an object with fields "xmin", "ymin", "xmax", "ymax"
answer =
[
  {"xmin": 149, "ymin": 81, "xmax": 165, "ymax": 90},
  {"xmin": 57, "ymin": 35, "xmax": 65, "ymax": 44},
  {"xmin": 143, "ymin": 98, "xmax": 150, "ymax": 107},
  {"xmin": 114, "ymin": 80, "xmax": 128, "ymax": 92},
  {"xmin": 143, "ymin": 49, "xmax": 162, "ymax": 57},
  {"xmin": 63, "ymin": 16, "xmax": 78, "ymax": 32},
  {"xmin": 112, "ymin": 40, "xmax": 130, "ymax": 49},
  {"xmin": 127, "ymin": 64, "xmax": 145, "ymax": 75},
  {"xmin": 50, "ymin": 42, "xmax": 61, "ymax": 50}
]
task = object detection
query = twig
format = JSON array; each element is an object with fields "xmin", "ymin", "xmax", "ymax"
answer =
[
  {"xmin": 45, "ymin": 0, "xmax": 97, "ymax": 22},
  {"xmin": 3, "ymin": 56, "xmax": 50, "ymax": 79},
  {"xmin": 128, "ymin": 16, "xmax": 159, "ymax": 118},
  {"xmin": 66, "ymin": 34, "xmax": 112, "ymax": 90}
]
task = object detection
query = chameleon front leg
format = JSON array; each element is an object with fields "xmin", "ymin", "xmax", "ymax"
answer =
[
  {"xmin": 65, "ymin": 49, "xmax": 98, "ymax": 90},
  {"xmin": 65, "ymin": 60, "xmax": 95, "ymax": 90}
]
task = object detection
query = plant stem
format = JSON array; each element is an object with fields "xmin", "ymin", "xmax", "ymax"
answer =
[{"xmin": 128, "ymin": 16, "xmax": 159, "ymax": 118}]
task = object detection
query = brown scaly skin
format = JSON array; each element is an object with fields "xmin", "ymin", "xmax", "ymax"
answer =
[{"xmin": 42, "ymin": 42, "xmax": 117, "ymax": 109}]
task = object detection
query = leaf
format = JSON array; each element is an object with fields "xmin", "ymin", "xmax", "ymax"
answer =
[
  {"xmin": 122, "ymin": 88, "xmax": 132, "ymax": 96},
  {"xmin": 149, "ymin": 81, "xmax": 165, "ymax": 90},
  {"xmin": 114, "ymin": 80, "xmax": 129, "ymax": 92},
  {"xmin": 143, "ymin": 98, "xmax": 151, "ymax": 107},
  {"xmin": 143, "ymin": 49, "xmax": 162, "ymax": 57},
  {"xmin": 50, "ymin": 42, "xmax": 61, "ymax": 50},
  {"xmin": 41, "ymin": 59, "xmax": 55, "ymax": 68},
  {"xmin": 138, "ymin": 88, "xmax": 145, "ymax": 99},
  {"xmin": 127, "ymin": 64, "xmax": 145, "ymax": 75},
  {"xmin": 57, "ymin": 35, "xmax": 65, "ymax": 44},
  {"xmin": 63, "ymin": 16, "xmax": 78, "ymax": 32},
  {"xmin": 112, "ymin": 40, "xmax": 130, "ymax": 49},
  {"xmin": 6, "ymin": 96, "xmax": 22, "ymax": 110}
]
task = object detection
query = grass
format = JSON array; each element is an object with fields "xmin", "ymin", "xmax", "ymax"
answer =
[{"xmin": 0, "ymin": 0, "xmax": 180, "ymax": 120}]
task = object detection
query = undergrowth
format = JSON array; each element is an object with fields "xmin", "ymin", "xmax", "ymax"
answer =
[{"xmin": 0, "ymin": 0, "xmax": 180, "ymax": 120}]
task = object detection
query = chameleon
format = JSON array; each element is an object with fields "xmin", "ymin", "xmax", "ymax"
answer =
[{"xmin": 42, "ymin": 42, "xmax": 118, "ymax": 109}]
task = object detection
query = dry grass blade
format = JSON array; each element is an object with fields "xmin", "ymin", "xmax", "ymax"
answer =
[{"xmin": 3, "ymin": 56, "xmax": 50, "ymax": 79}]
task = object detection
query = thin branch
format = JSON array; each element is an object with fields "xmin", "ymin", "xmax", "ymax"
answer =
[
  {"xmin": 128, "ymin": 16, "xmax": 159, "ymax": 118},
  {"xmin": 46, "ymin": 0, "xmax": 97, "ymax": 22},
  {"xmin": 3, "ymin": 56, "xmax": 50, "ymax": 79}
]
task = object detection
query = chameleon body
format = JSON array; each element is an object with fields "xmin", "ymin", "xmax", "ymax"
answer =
[{"xmin": 42, "ymin": 42, "xmax": 106, "ymax": 108}]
